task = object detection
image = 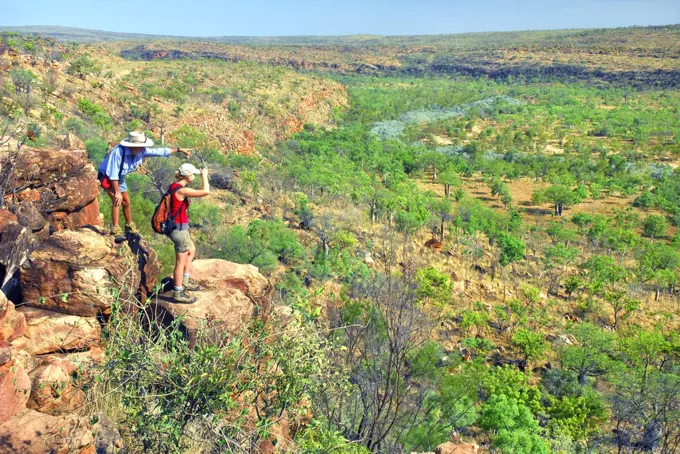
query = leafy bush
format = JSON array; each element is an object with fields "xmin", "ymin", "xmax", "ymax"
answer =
[
  {"xmin": 85, "ymin": 137, "xmax": 109, "ymax": 163},
  {"xmin": 633, "ymin": 190, "xmax": 656, "ymax": 208},
  {"xmin": 65, "ymin": 117, "xmax": 88, "ymax": 137},
  {"xmin": 10, "ymin": 68, "xmax": 36, "ymax": 93},
  {"xmin": 478, "ymin": 394, "xmax": 550, "ymax": 454},
  {"xmin": 642, "ymin": 214, "xmax": 668, "ymax": 239},
  {"xmin": 216, "ymin": 219, "xmax": 305, "ymax": 274},
  {"xmin": 67, "ymin": 54, "xmax": 100, "ymax": 77},
  {"xmin": 546, "ymin": 388, "xmax": 606, "ymax": 441},
  {"xmin": 416, "ymin": 266, "xmax": 453, "ymax": 306},
  {"xmin": 77, "ymin": 98, "xmax": 113, "ymax": 129},
  {"xmin": 97, "ymin": 291, "xmax": 330, "ymax": 452}
]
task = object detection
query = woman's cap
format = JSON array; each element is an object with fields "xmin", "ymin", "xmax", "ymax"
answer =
[
  {"xmin": 120, "ymin": 131, "xmax": 153, "ymax": 147},
  {"xmin": 178, "ymin": 163, "xmax": 201, "ymax": 176}
]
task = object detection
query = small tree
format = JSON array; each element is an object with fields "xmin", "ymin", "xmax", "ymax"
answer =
[
  {"xmin": 512, "ymin": 328, "xmax": 547, "ymax": 368},
  {"xmin": 497, "ymin": 232, "xmax": 526, "ymax": 268},
  {"xmin": 10, "ymin": 68, "xmax": 36, "ymax": 112},
  {"xmin": 643, "ymin": 214, "xmax": 668, "ymax": 239},
  {"xmin": 66, "ymin": 54, "xmax": 100, "ymax": 78},
  {"xmin": 532, "ymin": 184, "xmax": 584, "ymax": 216},
  {"xmin": 542, "ymin": 243, "xmax": 579, "ymax": 295},
  {"xmin": 560, "ymin": 322, "xmax": 616, "ymax": 386},
  {"xmin": 436, "ymin": 165, "xmax": 460, "ymax": 198},
  {"xmin": 429, "ymin": 198, "xmax": 453, "ymax": 243},
  {"xmin": 478, "ymin": 394, "xmax": 550, "ymax": 454}
]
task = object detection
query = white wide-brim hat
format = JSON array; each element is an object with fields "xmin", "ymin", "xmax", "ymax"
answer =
[{"xmin": 120, "ymin": 131, "xmax": 154, "ymax": 147}]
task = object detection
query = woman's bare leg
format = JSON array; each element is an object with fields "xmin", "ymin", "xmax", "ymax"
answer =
[{"xmin": 174, "ymin": 251, "xmax": 189, "ymax": 289}]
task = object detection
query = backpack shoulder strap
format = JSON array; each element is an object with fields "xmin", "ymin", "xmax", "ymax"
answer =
[
  {"xmin": 105, "ymin": 145, "xmax": 126, "ymax": 178},
  {"xmin": 118, "ymin": 146, "xmax": 126, "ymax": 174}
]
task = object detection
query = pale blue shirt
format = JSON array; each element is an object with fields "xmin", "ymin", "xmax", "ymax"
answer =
[{"xmin": 98, "ymin": 145, "xmax": 171, "ymax": 180}]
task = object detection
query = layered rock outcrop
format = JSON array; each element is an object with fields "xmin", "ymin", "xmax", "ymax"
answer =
[
  {"xmin": 9, "ymin": 148, "xmax": 102, "ymax": 231},
  {"xmin": 0, "ymin": 148, "xmax": 103, "ymax": 298},
  {"xmin": 0, "ymin": 148, "xmax": 153, "ymax": 453},
  {"xmin": 20, "ymin": 228, "xmax": 145, "ymax": 316},
  {"xmin": 0, "ymin": 147, "xmax": 290, "ymax": 453},
  {"xmin": 151, "ymin": 259, "xmax": 269, "ymax": 347}
]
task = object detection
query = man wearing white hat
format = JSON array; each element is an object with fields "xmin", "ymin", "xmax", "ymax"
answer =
[{"xmin": 97, "ymin": 131, "xmax": 192, "ymax": 238}]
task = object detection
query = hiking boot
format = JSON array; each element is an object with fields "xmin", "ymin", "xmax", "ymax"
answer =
[
  {"xmin": 183, "ymin": 279, "xmax": 201, "ymax": 292},
  {"xmin": 125, "ymin": 222, "xmax": 138, "ymax": 235},
  {"xmin": 173, "ymin": 289, "xmax": 196, "ymax": 304},
  {"xmin": 109, "ymin": 225, "xmax": 127, "ymax": 243},
  {"xmin": 109, "ymin": 225, "xmax": 123, "ymax": 236}
]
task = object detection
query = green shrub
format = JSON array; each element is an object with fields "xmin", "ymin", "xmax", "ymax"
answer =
[
  {"xmin": 77, "ymin": 98, "xmax": 113, "ymax": 129},
  {"xmin": 643, "ymin": 214, "xmax": 668, "ymax": 239},
  {"xmin": 633, "ymin": 190, "xmax": 656, "ymax": 208},
  {"xmin": 479, "ymin": 395, "xmax": 550, "ymax": 454},
  {"xmin": 65, "ymin": 117, "xmax": 88, "ymax": 137},
  {"xmin": 67, "ymin": 54, "xmax": 100, "ymax": 78},
  {"xmin": 216, "ymin": 219, "xmax": 305, "ymax": 274},
  {"xmin": 98, "ymin": 292, "xmax": 331, "ymax": 452},
  {"xmin": 85, "ymin": 137, "xmax": 109, "ymax": 163}
]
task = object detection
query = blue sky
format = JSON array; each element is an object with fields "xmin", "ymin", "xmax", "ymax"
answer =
[{"xmin": 2, "ymin": 0, "xmax": 679, "ymax": 36}]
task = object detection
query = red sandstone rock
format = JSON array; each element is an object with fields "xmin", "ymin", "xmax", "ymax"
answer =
[
  {"xmin": 190, "ymin": 259, "xmax": 268, "ymax": 296},
  {"xmin": 12, "ymin": 306, "xmax": 100, "ymax": 355},
  {"xmin": 0, "ymin": 223, "xmax": 40, "ymax": 291},
  {"xmin": 57, "ymin": 133, "xmax": 86, "ymax": 151},
  {"xmin": 435, "ymin": 441, "xmax": 480, "ymax": 454},
  {"xmin": 0, "ymin": 294, "xmax": 26, "ymax": 343},
  {"xmin": 0, "ymin": 342, "xmax": 10, "ymax": 366},
  {"xmin": 9, "ymin": 148, "xmax": 102, "ymax": 231},
  {"xmin": 151, "ymin": 259, "xmax": 268, "ymax": 347},
  {"xmin": 425, "ymin": 238, "xmax": 443, "ymax": 250},
  {"xmin": 126, "ymin": 234, "xmax": 161, "ymax": 301},
  {"xmin": 20, "ymin": 228, "xmax": 142, "ymax": 316},
  {"xmin": 28, "ymin": 354, "xmax": 87, "ymax": 415},
  {"xmin": 154, "ymin": 286, "xmax": 257, "ymax": 348},
  {"xmin": 0, "ymin": 408, "xmax": 94, "ymax": 453},
  {"xmin": 0, "ymin": 209, "xmax": 17, "ymax": 233},
  {"xmin": 0, "ymin": 359, "xmax": 31, "ymax": 424}
]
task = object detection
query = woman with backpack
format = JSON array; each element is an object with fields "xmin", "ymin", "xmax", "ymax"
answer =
[
  {"xmin": 167, "ymin": 163, "xmax": 210, "ymax": 304},
  {"xmin": 98, "ymin": 131, "xmax": 192, "ymax": 238}
]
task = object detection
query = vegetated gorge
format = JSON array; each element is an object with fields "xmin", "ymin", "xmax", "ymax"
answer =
[{"xmin": 0, "ymin": 24, "xmax": 680, "ymax": 454}]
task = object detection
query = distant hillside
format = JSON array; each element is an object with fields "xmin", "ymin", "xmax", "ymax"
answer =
[
  {"xmin": 2, "ymin": 23, "xmax": 680, "ymax": 47},
  {"xmin": 0, "ymin": 25, "xmax": 183, "ymax": 43}
]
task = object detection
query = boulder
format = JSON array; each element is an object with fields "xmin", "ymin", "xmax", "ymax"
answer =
[
  {"xmin": 0, "ymin": 209, "xmax": 17, "ymax": 233},
  {"xmin": 12, "ymin": 307, "xmax": 100, "ymax": 355},
  {"xmin": 257, "ymin": 413, "xmax": 292, "ymax": 454},
  {"xmin": 435, "ymin": 442, "xmax": 480, "ymax": 454},
  {"xmin": 190, "ymin": 259, "xmax": 268, "ymax": 296},
  {"xmin": 57, "ymin": 133, "xmax": 86, "ymax": 151},
  {"xmin": 92, "ymin": 413, "xmax": 123, "ymax": 454},
  {"xmin": 0, "ymin": 342, "xmax": 11, "ymax": 367},
  {"xmin": 153, "ymin": 286, "xmax": 258, "ymax": 348},
  {"xmin": 15, "ymin": 202, "xmax": 49, "ymax": 234},
  {"xmin": 0, "ymin": 359, "xmax": 31, "ymax": 424},
  {"xmin": 424, "ymin": 238, "xmax": 443, "ymax": 250},
  {"xmin": 0, "ymin": 293, "xmax": 26, "ymax": 342},
  {"xmin": 152, "ymin": 260, "xmax": 267, "ymax": 347},
  {"xmin": 0, "ymin": 223, "xmax": 40, "ymax": 291},
  {"xmin": 0, "ymin": 408, "xmax": 94, "ymax": 453},
  {"xmin": 20, "ymin": 228, "xmax": 142, "ymax": 316},
  {"xmin": 9, "ymin": 148, "xmax": 102, "ymax": 231},
  {"xmin": 27, "ymin": 354, "xmax": 87, "ymax": 415}
]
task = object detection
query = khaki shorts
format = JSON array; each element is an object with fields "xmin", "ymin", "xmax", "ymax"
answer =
[{"xmin": 169, "ymin": 229, "xmax": 194, "ymax": 253}]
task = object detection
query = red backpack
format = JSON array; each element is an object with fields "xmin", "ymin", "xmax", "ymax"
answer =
[{"xmin": 151, "ymin": 186, "xmax": 187, "ymax": 235}]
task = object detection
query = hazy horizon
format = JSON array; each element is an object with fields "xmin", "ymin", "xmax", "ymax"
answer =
[{"xmin": 3, "ymin": 0, "xmax": 679, "ymax": 37}]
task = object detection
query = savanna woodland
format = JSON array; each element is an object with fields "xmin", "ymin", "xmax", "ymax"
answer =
[{"xmin": 2, "ymin": 24, "xmax": 680, "ymax": 454}]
